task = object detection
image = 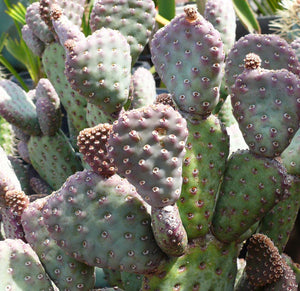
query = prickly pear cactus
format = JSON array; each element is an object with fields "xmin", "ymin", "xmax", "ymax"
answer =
[
  {"xmin": 142, "ymin": 234, "xmax": 239, "ymax": 291},
  {"xmin": 89, "ymin": 0, "xmax": 156, "ymax": 65},
  {"xmin": 151, "ymin": 6, "xmax": 225, "ymax": 117},
  {"xmin": 64, "ymin": 28, "xmax": 132, "ymax": 115},
  {"xmin": 42, "ymin": 170, "xmax": 166, "ymax": 274},
  {"xmin": 0, "ymin": 238, "xmax": 57, "ymax": 290},
  {"xmin": 107, "ymin": 103, "xmax": 188, "ymax": 207},
  {"xmin": 0, "ymin": 1, "xmax": 299, "ymax": 290}
]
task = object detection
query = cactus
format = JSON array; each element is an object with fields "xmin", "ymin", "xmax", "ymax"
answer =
[
  {"xmin": 89, "ymin": 0, "xmax": 156, "ymax": 65},
  {"xmin": 151, "ymin": 6, "xmax": 225, "ymax": 118},
  {"xmin": 0, "ymin": 1, "xmax": 300, "ymax": 290},
  {"xmin": 269, "ymin": 0, "xmax": 300, "ymax": 42}
]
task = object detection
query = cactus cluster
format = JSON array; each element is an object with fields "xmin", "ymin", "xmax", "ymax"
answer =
[{"xmin": 0, "ymin": 0, "xmax": 300, "ymax": 290}]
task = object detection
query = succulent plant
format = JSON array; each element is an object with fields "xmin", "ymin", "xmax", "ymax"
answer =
[{"xmin": 0, "ymin": 1, "xmax": 299, "ymax": 290}]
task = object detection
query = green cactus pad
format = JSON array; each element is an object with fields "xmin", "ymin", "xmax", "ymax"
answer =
[
  {"xmin": 107, "ymin": 103, "xmax": 188, "ymax": 207},
  {"xmin": 178, "ymin": 114, "xmax": 229, "ymax": 239},
  {"xmin": 204, "ymin": 0, "xmax": 236, "ymax": 54},
  {"xmin": 22, "ymin": 197, "xmax": 95, "ymax": 290},
  {"xmin": 0, "ymin": 239, "xmax": 56, "ymax": 290},
  {"xmin": 42, "ymin": 170, "xmax": 165, "ymax": 274},
  {"xmin": 86, "ymin": 102, "xmax": 115, "ymax": 127},
  {"xmin": 27, "ymin": 130, "xmax": 83, "ymax": 190},
  {"xmin": 231, "ymin": 60, "xmax": 300, "ymax": 158},
  {"xmin": 151, "ymin": 6, "xmax": 225, "ymax": 117},
  {"xmin": 141, "ymin": 234, "xmax": 239, "ymax": 291},
  {"xmin": 0, "ymin": 79, "xmax": 41, "ymax": 136},
  {"xmin": 121, "ymin": 271, "xmax": 143, "ymax": 291},
  {"xmin": 90, "ymin": 0, "xmax": 156, "ymax": 65},
  {"xmin": 129, "ymin": 67, "xmax": 156, "ymax": 109},
  {"xmin": 225, "ymin": 34, "xmax": 300, "ymax": 93},
  {"xmin": 64, "ymin": 28, "xmax": 131, "ymax": 114},
  {"xmin": 281, "ymin": 127, "xmax": 300, "ymax": 175},
  {"xmin": 35, "ymin": 78, "xmax": 62, "ymax": 136},
  {"xmin": 212, "ymin": 149, "xmax": 287, "ymax": 243},
  {"xmin": 258, "ymin": 175, "xmax": 300, "ymax": 252},
  {"xmin": 0, "ymin": 115, "xmax": 13, "ymax": 155},
  {"xmin": 42, "ymin": 43, "xmax": 88, "ymax": 132}
]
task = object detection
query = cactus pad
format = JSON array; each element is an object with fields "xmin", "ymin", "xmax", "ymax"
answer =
[
  {"xmin": 64, "ymin": 28, "xmax": 132, "ymax": 114},
  {"xmin": 212, "ymin": 150, "xmax": 287, "ymax": 243},
  {"xmin": 22, "ymin": 197, "xmax": 96, "ymax": 290},
  {"xmin": 90, "ymin": 0, "xmax": 156, "ymax": 65},
  {"xmin": 151, "ymin": 6, "xmax": 225, "ymax": 117},
  {"xmin": 107, "ymin": 103, "xmax": 188, "ymax": 207},
  {"xmin": 0, "ymin": 79, "xmax": 41, "ymax": 136},
  {"xmin": 231, "ymin": 54, "xmax": 300, "ymax": 157},
  {"xmin": 0, "ymin": 239, "xmax": 56, "ymax": 290},
  {"xmin": 42, "ymin": 170, "xmax": 165, "ymax": 274}
]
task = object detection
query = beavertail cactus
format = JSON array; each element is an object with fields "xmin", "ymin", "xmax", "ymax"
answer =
[
  {"xmin": 50, "ymin": 4, "xmax": 85, "ymax": 47},
  {"xmin": 204, "ymin": 0, "xmax": 236, "ymax": 54},
  {"xmin": 42, "ymin": 42, "xmax": 89, "ymax": 132},
  {"xmin": 21, "ymin": 24, "xmax": 45, "ymax": 57},
  {"xmin": 178, "ymin": 114, "xmax": 229, "ymax": 239},
  {"xmin": 151, "ymin": 6, "xmax": 225, "ymax": 117},
  {"xmin": 142, "ymin": 234, "xmax": 239, "ymax": 291},
  {"xmin": 0, "ymin": 239, "xmax": 57, "ymax": 290},
  {"xmin": 64, "ymin": 28, "xmax": 132, "ymax": 115},
  {"xmin": 39, "ymin": 0, "xmax": 85, "ymax": 32},
  {"xmin": 231, "ymin": 53, "xmax": 300, "ymax": 157},
  {"xmin": 0, "ymin": 0, "xmax": 299, "ymax": 289},
  {"xmin": 35, "ymin": 78, "xmax": 62, "ymax": 136},
  {"xmin": 107, "ymin": 103, "xmax": 188, "ymax": 207},
  {"xmin": 258, "ymin": 175, "xmax": 300, "ymax": 252},
  {"xmin": 129, "ymin": 67, "xmax": 156, "ymax": 109},
  {"xmin": 22, "ymin": 197, "xmax": 95, "ymax": 290},
  {"xmin": 25, "ymin": 1, "xmax": 55, "ymax": 44},
  {"xmin": 151, "ymin": 204, "xmax": 188, "ymax": 257},
  {"xmin": 0, "ymin": 79, "xmax": 41, "ymax": 136},
  {"xmin": 281, "ymin": 127, "xmax": 300, "ymax": 175},
  {"xmin": 212, "ymin": 149, "xmax": 287, "ymax": 243},
  {"xmin": 27, "ymin": 130, "xmax": 83, "ymax": 190},
  {"xmin": 225, "ymin": 33, "xmax": 300, "ymax": 93},
  {"xmin": 89, "ymin": 0, "xmax": 156, "ymax": 65},
  {"xmin": 0, "ymin": 146, "xmax": 22, "ymax": 202},
  {"xmin": 42, "ymin": 170, "xmax": 165, "ymax": 274}
]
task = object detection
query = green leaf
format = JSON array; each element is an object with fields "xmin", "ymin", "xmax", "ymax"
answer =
[
  {"xmin": 157, "ymin": 0, "xmax": 175, "ymax": 21},
  {"xmin": 233, "ymin": 0, "xmax": 261, "ymax": 34},
  {"xmin": 5, "ymin": 2, "xmax": 27, "ymax": 26},
  {"xmin": 0, "ymin": 34, "xmax": 8, "ymax": 53}
]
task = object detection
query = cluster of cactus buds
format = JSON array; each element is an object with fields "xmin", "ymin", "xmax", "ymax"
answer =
[{"xmin": 0, "ymin": 0, "xmax": 300, "ymax": 290}]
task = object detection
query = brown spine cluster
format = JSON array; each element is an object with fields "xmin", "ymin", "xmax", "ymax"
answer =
[
  {"xmin": 5, "ymin": 189, "xmax": 29, "ymax": 216},
  {"xmin": 245, "ymin": 233, "xmax": 297, "ymax": 290},
  {"xmin": 77, "ymin": 123, "xmax": 116, "ymax": 178},
  {"xmin": 244, "ymin": 53, "xmax": 262, "ymax": 70}
]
